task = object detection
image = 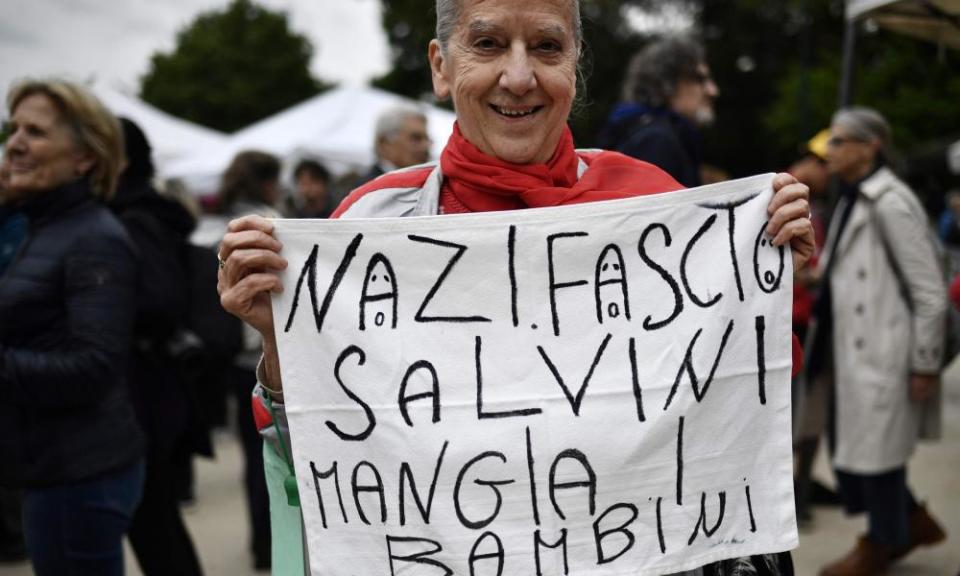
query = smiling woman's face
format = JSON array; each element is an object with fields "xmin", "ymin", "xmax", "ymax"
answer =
[
  {"xmin": 429, "ymin": 0, "xmax": 578, "ymax": 165},
  {"xmin": 4, "ymin": 93, "xmax": 92, "ymax": 200}
]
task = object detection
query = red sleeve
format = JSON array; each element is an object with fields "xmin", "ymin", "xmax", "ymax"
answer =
[
  {"xmin": 950, "ymin": 273, "xmax": 960, "ymax": 311},
  {"xmin": 792, "ymin": 333, "xmax": 803, "ymax": 378},
  {"xmin": 252, "ymin": 394, "xmax": 273, "ymax": 432},
  {"xmin": 331, "ymin": 167, "xmax": 435, "ymax": 219}
]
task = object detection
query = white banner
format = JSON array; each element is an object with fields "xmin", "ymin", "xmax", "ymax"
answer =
[{"xmin": 272, "ymin": 173, "xmax": 797, "ymax": 576}]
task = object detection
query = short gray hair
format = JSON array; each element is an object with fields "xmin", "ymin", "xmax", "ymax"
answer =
[
  {"xmin": 622, "ymin": 36, "xmax": 705, "ymax": 107},
  {"xmin": 831, "ymin": 106, "xmax": 892, "ymax": 147},
  {"xmin": 435, "ymin": 0, "xmax": 583, "ymax": 53},
  {"xmin": 375, "ymin": 105, "xmax": 427, "ymax": 143}
]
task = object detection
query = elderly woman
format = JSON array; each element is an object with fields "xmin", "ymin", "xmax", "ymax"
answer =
[
  {"xmin": 0, "ymin": 79, "xmax": 144, "ymax": 575},
  {"xmin": 810, "ymin": 107, "xmax": 947, "ymax": 576},
  {"xmin": 217, "ymin": 1, "xmax": 815, "ymax": 573}
]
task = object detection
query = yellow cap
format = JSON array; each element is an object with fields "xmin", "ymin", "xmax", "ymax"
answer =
[{"xmin": 808, "ymin": 129, "xmax": 830, "ymax": 160}]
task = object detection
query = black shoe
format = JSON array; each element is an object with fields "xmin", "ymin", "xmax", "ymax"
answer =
[
  {"xmin": 253, "ymin": 553, "xmax": 271, "ymax": 572},
  {"xmin": 810, "ymin": 478, "xmax": 842, "ymax": 507},
  {"xmin": 0, "ymin": 539, "xmax": 27, "ymax": 564}
]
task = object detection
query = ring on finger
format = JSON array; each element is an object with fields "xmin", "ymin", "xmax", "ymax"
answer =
[{"xmin": 217, "ymin": 253, "xmax": 226, "ymax": 271}]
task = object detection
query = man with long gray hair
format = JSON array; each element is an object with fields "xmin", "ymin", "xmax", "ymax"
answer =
[{"xmin": 597, "ymin": 36, "xmax": 719, "ymax": 187}]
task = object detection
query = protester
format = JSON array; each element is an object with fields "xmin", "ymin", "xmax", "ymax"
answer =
[
  {"xmin": 357, "ymin": 104, "xmax": 432, "ymax": 184},
  {"xmin": 808, "ymin": 107, "xmax": 947, "ymax": 575},
  {"xmin": 216, "ymin": 1, "xmax": 814, "ymax": 574},
  {"xmin": 0, "ymin": 162, "xmax": 28, "ymax": 276},
  {"xmin": 0, "ymin": 79, "xmax": 144, "ymax": 575},
  {"xmin": 937, "ymin": 188, "xmax": 960, "ymax": 248},
  {"xmin": 216, "ymin": 149, "xmax": 283, "ymax": 571},
  {"xmin": 788, "ymin": 130, "xmax": 839, "ymax": 524},
  {"xmin": 596, "ymin": 36, "xmax": 719, "ymax": 187},
  {"xmin": 0, "ymin": 159, "xmax": 28, "ymax": 566},
  {"xmin": 288, "ymin": 158, "xmax": 332, "ymax": 218},
  {"xmin": 110, "ymin": 117, "xmax": 205, "ymax": 576}
]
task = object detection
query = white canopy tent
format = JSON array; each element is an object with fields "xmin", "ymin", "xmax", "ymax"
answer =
[
  {"xmin": 91, "ymin": 84, "xmax": 228, "ymax": 174},
  {"xmin": 847, "ymin": 0, "xmax": 960, "ymax": 49},
  {"xmin": 161, "ymin": 86, "xmax": 457, "ymax": 196}
]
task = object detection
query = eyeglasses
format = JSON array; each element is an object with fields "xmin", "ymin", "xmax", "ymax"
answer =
[
  {"xmin": 689, "ymin": 71, "xmax": 715, "ymax": 85},
  {"xmin": 826, "ymin": 135, "xmax": 863, "ymax": 147}
]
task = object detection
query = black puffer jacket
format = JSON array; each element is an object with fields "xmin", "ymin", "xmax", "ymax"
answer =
[
  {"xmin": 596, "ymin": 104, "xmax": 703, "ymax": 188},
  {"xmin": 0, "ymin": 180, "xmax": 144, "ymax": 488},
  {"xmin": 111, "ymin": 181, "xmax": 198, "ymax": 458}
]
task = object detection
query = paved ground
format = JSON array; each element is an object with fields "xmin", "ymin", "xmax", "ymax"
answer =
[{"xmin": 2, "ymin": 369, "xmax": 958, "ymax": 576}]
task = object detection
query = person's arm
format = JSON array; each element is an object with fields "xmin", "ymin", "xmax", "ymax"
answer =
[
  {"xmin": 875, "ymin": 192, "xmax": 948, "ymax": 400},
  {"xmin": 0, "ymin": 229, "xmax": 137, "ymax": 407},
  {"xmin": 218, "ymin": 214, "xmax": 287, "ymax": 392}
]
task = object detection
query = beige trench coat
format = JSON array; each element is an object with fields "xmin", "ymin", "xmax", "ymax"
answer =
[{"xmin": 817, "ymin": 167, "xmax": 946, "ymax": 474}]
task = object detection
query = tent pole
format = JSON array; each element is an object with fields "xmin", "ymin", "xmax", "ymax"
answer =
[{"xmin": 839, "ymin": 17, "xmax": 857, "ymax": 106}]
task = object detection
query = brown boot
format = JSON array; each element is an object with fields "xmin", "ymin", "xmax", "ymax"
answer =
[
  {"xmin": 819, "ymin": 536, "xmax": 893, "ymax": 576},
  {"xmin": 892, "ymin": 503, "xmax": 947, "ymax": 561}
]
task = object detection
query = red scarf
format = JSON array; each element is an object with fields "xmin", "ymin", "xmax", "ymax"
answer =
[{"xmin": 439, "ymin": 123, "xmax": 683, "ymax": 213}]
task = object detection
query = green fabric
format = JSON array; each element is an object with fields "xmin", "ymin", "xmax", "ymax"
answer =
[{"xmin": 264, "ymin": 442, "xmax": 304, "ymax": 575}]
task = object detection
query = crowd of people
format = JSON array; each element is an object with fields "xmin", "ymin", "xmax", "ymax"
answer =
[{"xmin": 0, "ymin": 1, "xmax": 954, "ymax": 575}]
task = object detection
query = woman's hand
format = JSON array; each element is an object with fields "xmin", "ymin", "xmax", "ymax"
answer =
[
  {"xmin": 218, "ymin": 214, "xmax": 288, "ymax": 396},
  {"xmin": 909, "ymin": 373, "xmax": 938, "ymax": 403},
  {"xmin": 217, "ymin": 214, "xmax": 287, "ymax": 339},
  {"xmin": 767, "ymin": 172, "xmax": 816, "ymax": 272}
]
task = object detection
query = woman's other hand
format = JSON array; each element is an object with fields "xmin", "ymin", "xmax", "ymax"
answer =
[{"xmin": 767, "ymin": 172, "xmax": 816, "ymax": 272}]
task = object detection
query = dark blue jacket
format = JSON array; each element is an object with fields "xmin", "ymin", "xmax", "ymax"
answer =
[
  {"xmin": 0, "ymin": 180, "xmax": 144, "ymax": 488},
  {"xmin": 597, "ymin": 104, "xmax": 703, "ymax": 188},
  {"xmin": 0, "ymin": 206, "xmax": 28, "ymax": 275}
]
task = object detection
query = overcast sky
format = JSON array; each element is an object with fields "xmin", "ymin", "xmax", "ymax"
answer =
[{"xmin": 0, "ymin": 0, "xmax": 391, "ymax": 98}]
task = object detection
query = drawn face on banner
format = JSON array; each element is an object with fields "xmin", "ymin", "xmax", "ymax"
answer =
[
  {"xmin": 360, "ymin": 254, "xmax": 398, "ymax": 330},
  {"xmin": 595, "ymin": 244, "xmax": 629, "ymax": 322},
  {"xmin": 428, "ymin": 0, "xmax": 579, "ymax": 165}
]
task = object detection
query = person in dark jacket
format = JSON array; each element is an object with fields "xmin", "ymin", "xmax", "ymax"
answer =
[
  {"xmin": 596, "ymin": 36, "xmax": 719, "ymax": 187},
  {"xmin": 288, "ymin": 158, "xmax": 333, "ymax": 218},
  {"xmin": 0, "ymin": 79, "xmax": 144, "ymax": 576},
  {"xmin": 0, "ymin": 163, "xmax": 29, "ymax": 276},
  {"xmin": 111, "ymin": 117, "xmax": 205, "ymax": 576},
  {"xmin": 0, "ymin": 161, "xmax": 28, "ymax": 565}
]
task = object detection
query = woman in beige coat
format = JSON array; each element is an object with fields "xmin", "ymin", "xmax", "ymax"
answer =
[{"xmin": 813, "ymin": 107, "xmax": 947, "ymax": 576}]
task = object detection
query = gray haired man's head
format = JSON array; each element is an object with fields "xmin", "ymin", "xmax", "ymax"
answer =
[
  {"xmin": 831, "ymin": 107, "xmax": 892, "ymax": 148},
  {"xmin": 374, "ymin": 105, "xmax": 431, "ymax": 169}
]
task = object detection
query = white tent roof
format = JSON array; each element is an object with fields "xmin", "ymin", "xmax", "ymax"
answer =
[
  {"xmin": 847, "ymin": 0, "xmax": 960, "ymax": 49},
  {"xmin": 162, "ymin": 86, "xmax": 456, "ymax": 195},
  {"xmin": 91, "ymin": 84, "xmax": 228, "ymax": 173}
]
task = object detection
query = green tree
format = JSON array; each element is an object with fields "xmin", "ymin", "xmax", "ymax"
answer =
[
  {"xmin": 140, "ymin": 0, "xmax": 331, "ymax": 133},
  {"xmin": 766, "ymin": 29, "xmax": 960, "ymax": 155}
]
